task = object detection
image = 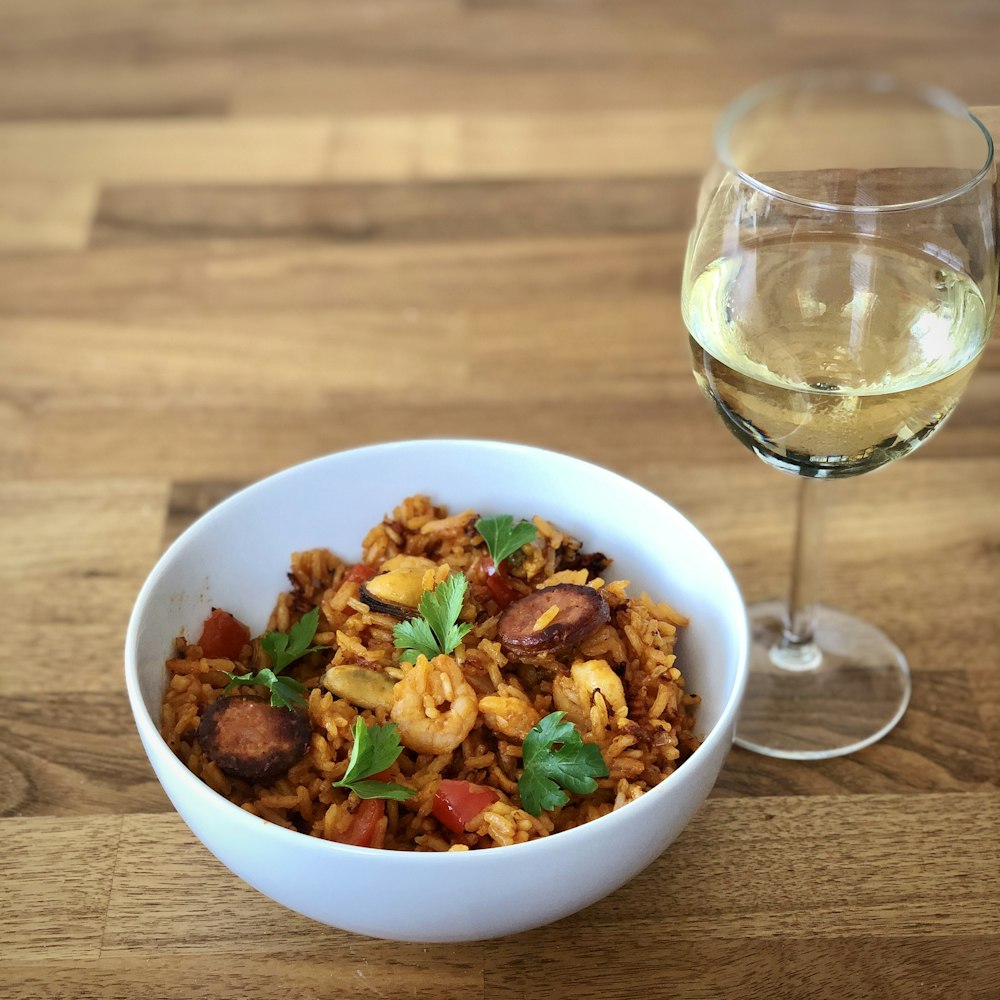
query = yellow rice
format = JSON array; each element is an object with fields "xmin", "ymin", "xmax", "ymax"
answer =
[{"xmin": 162, "ymin": 495, "xmax": 700, "ymax": 851}]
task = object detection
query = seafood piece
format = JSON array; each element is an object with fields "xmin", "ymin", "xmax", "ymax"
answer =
[
  {"xmin": 570, "ymin": 658, "xmax": 627, "ymax": 716},
  {"xmin": 390, "ymin": 654, "xmax": 478, "ymax": 755},
  {"xmin": 552, "ymin": 659, "xmax": 628, "ymax": 732},
  {"xmin": 478, "ymin": 694, "xmax": 542, "ymax": 741},
  {"xmin": 359, "ymin": 556, "xmax": 437, "ymax": 618},
  {"xmin": 321, "ymin": 664, "xmax": 396, "ymax": 711},
  {"xmin": 552, "ymin": 675, "xmax": 590, "ymax": 731}
]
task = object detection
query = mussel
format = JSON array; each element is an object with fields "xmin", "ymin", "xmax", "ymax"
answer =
[
  {"xmin": 358, "ymin": 555, "xmax": 437, "ymax": 619},
  {"xmin": 321, "ymin": 664, "xmax": 397, "ymax": 711}
]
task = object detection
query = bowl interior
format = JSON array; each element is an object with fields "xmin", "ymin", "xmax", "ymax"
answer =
[{"xmin": 127, "ymin": 439, "xmax": 747, "ymax": 828}]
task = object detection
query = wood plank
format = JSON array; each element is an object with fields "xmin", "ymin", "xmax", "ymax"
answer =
[
  {"xmin": 0, "ymin": 119, "xmax": 333, "ymax": 184},
  {"xmin": 91, "ymin": 177, "xmax": 700, "ymax": 245},
  {"xmin": 0, "ymin": 394, "xmax": 36, "ymax": 479},
  {"xmin": 0, "ymin": 181, "xmax": 96, "ymax": 251},
  {"xmin": 22, "ymin": 792, "xmax": 1000, "ymax": 953},
  {"xmin": 0, "ymin": 953, "xmax": 485, "ymax": 1000},
  {"xmin": 662, "ymin": 456, "xmax": 1000, "ymax": 646},
  {"xmin": 0, "ymin": 692, "xmax": 171, "ymax": 818},
  {"xmin": 0, "ymin": 816, "xmax": 122, "ymax": 961},
  {"xmin": 485, "ymin": 936, "xmax": 1000, "ymax": 1000},
  {"xmin": 0, "ymin": 112, "xmax": 713, "ymax": 185},
  {"xmin": 7, "ymin": 325, "xmax": 997, "ymax": 484},
  {"xmin": 1, "ymin": 939, "xmax": 995, "ymax": 1000},
  {"xmin": 0, "ymin": 60, "xmax": 231, "ymax": 122},
  {"xmin": 0, "ymin": 384, "xmax": 763, "ymax": 482},
  {"xmin": 0, "ymin": 0, "xmax": 996, "ymax": 124},
  {"xmin": 0, "ymin": 232, "xmax": 686, "ymax": 316},
  {"xmin": 12, "ymin": 359, "xmax": 1000, "ymax": 479},
  {"xmin": 715, "ymin": 667, "xmax": 998, "ymax": 797},
  {"xmin": 969, "ymin": 666, "xmax": 1000, "ymax": 774},
  {"xmin": 225, "ymin": 4, "xmax": 1000, "ymax": 116},
  {"xmin": 0, "ymin": 480, "xmax": 170, "ymax": 694},
  {"xmin": 101, "ymin": 814, "xmax": 330, "ymax": 955},
  {"xmin": 325, "ymin": 110, "xmax": 717, "ymax": 182}
]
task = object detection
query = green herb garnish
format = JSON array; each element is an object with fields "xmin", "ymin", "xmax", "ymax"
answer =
[
  {"xmin": 392, "ymin": 572, "xmax": 472, "ymax": 664},
  {"xmin": 223, "ymin": 666, "xmax": 308, "ymax": 710},
  {"xmin": 333, "ymin": 719, "xmax": 415, "ymax": 800},
  {"xmin": 475, "ymin": 513, "xmax": 538, "ymax": 566},
  {"xmin": 222, "ymin": 606, "xmax": 326, "ymax": 710},
  {"xmin": 261, "ymin": 606, "xmax": 327, "ymax": 673},
  {"xmin": 517, "ymin": 711, "xmax": 609, "ymax": 816}
]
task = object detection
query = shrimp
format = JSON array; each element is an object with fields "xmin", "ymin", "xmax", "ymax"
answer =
[
  {"xmin": 552, "ymin": 674, "xmax": 590, "ymax": 731},
  {"xmin": 478, "ymin": 693, "xmax": 542, "ymax": 741},
  {"xmin": 552, "ymin": 658, "xmax": 628, "ymax": 734},
  {"xmin": 570, "ymin": 659, "xmax": 627, "ymax": 716},
  {"xmin": 390, "ymin": 654, "xmax": 478, "ymax": 755}
]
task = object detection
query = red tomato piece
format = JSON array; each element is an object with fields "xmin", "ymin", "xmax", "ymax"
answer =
[
  {"xmin": 431, "ymin": 779, "xmax": 500, "ymax": 835},
  {"xmin": 197, "ymin": 608, "xmax": 250, "ymax": 660},
  {"xmin": 337, "ymin": 798, "xmax": 386, "ymax": 848},
  {"xmin": 481, "ymin": 556, "xmax": 520, "ymax": 610},
  {"xmin": 344, "ymin": 563, "xmax": 379, "ymax": 584}
]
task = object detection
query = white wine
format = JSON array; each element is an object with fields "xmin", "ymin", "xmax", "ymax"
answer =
[{"xmin": 683, "ymin": 233, "xmax": 991, "ymax": 477}]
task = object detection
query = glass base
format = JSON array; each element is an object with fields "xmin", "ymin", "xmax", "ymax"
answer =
[{"xmin": 735, "ymin": 600, "xmax": 912, "ymax": 760}]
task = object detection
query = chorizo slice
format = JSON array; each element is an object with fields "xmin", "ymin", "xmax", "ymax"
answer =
[
  {"xmin": 197, "ymin": 695, "xmax": 311, "ymax": 785},
  {"xmin": 496, "ymin": 583, "xmax": 610, "ymax": 654}
]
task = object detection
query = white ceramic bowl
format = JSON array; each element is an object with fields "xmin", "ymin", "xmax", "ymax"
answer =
[{"xmin": 125, "ymin": 439, "xmax": 748, "ymax": 942}]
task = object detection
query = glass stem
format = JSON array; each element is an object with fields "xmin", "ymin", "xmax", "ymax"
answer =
[{"xmin": 775, "ymin": 476, "xmax": 826, "ymax": 669}]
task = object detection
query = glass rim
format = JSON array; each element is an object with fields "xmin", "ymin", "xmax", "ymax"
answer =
[{"xmin": 714, "ymin": 71, "xmax": 996, "ymax": 214}]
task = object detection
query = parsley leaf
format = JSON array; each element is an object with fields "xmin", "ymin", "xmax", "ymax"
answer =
[
  {"xmin": 393, "ymin": 572, "xmax": 472, "ymax": 664},
  {"xmin": 475, "ymin": 514, "xmax": 538, "ymax": 567},
  {"xmin": 222, "ymin": 606, "xmax": 325, "ymax": 710},
  {"xmin": 517, "ymin": 711, "xmax": 609, "ymax": 816},
  {"xmin": 224, "ymin": 667, "xmax": 308, "ymax": 710},
  {"xmin": 262, "ymin": 606, "xmax": 326, "ymax": 673},
  {"xmin": 333, "ymin": 718, "xmax": 415, "ymax": 801}
]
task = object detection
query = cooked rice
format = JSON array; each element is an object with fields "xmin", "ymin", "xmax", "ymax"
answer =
[{"xmin": 162, "ymin": 495, "xmax": 700, "ymax": 851}]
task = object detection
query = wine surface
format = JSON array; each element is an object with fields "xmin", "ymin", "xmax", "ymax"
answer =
[{"xmin": 683, "ymin": 233, "xmax": 990, "ymax": 476}]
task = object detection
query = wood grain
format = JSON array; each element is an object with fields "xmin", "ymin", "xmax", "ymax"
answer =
[
  {"xmin": 91, "ymin": 177, "xmax": 701, "ymax": 245},
  {"xmin": 1, "ymin": 816, "xmax": 122, "ymax": 962},
  {"xmin": 1, "ymin": 1, "xmax": 999, "ymax": 997},
  {"xmin": 0, "ymin": 181, "xmax": 96, "ymax": 251},
  {"xmin": 0, "ymin": 479, "xmax": 169, "ymax": 694},
  {"xmin": 3, "ymin": 797, "xmax": 997, "ymax": 997}
]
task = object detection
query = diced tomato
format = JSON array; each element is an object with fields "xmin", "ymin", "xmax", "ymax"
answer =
[
  {"xmin": 344, "ymin": 563, "xmax": 379, "ymax": 584},
  {"xmin": 197, "ymin": 608, "xmax": 250, "ymax": 660},
  {"xmin": 431, "ymin": 779, "xmax": 500, "ymax": 835},
  {"xmin": 337, "ymin": 798, "xmax": 386, "ymax": 848},
  {"xmin": 481, "ymin": 556, "xmax": 521, "ymax": 610}
]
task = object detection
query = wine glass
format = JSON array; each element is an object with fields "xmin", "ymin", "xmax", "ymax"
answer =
[{"xmin": 681, "ymin": 72, "xmax": 997, "ymax": 759}]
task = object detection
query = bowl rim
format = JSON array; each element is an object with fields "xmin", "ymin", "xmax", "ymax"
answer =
[{"xmin": 125, "ymin": 437, "xmax": 749, "ymax": 864}]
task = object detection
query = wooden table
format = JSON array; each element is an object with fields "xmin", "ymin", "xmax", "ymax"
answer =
[{"xmin": 2, "ymin": 3, "xmax": 998, "ymax": 998}]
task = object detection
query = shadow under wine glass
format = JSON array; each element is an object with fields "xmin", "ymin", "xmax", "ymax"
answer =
[{"xmin": 682, "ymin": 72, "xmax": 998, "ymax": 759}]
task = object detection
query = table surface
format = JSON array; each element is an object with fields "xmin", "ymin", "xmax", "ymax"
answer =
[{"xmin": 2, "ymin": 3, "xmax": 999, "ymax": 998}]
